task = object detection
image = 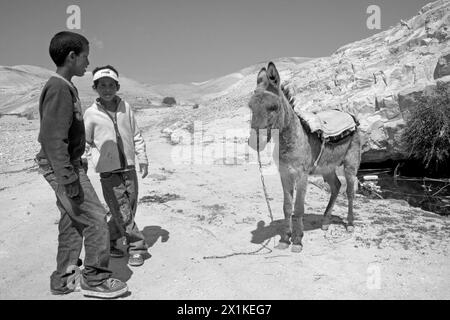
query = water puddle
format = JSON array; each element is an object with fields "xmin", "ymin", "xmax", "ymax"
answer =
[{"xmin": 357, "ymin": 169, "xmax": 449, "ymax": 216}]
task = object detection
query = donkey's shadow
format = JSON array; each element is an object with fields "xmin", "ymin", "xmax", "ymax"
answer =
[{"xmin": 250, "ymin": 214, "xmax": 344, "ymax": 244}]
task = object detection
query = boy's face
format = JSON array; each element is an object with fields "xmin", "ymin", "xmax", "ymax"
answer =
[
  {"xmin": 72, "ymin": 45, "xmax": 90, "ymax": 76},
  {"xmin": 96, "ymin": 77, "xmax": 119, "ymax": 102}
]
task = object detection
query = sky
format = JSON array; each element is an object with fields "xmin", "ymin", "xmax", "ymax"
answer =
[{"xmin": 0, "ymin": 0, "xmax": 431, "ymax": 84}]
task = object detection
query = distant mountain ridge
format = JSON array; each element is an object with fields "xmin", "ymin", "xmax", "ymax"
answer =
[
  {"xmin": 0, "ymin": 57, "xmax": 311, "ymax": 117},
  {"xmin": 148, "ymin": 57, "xmax": 312, "ymax": 102}
]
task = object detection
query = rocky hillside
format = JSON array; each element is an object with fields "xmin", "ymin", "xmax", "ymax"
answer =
[{"xmin": 286, "ymin": 0, "xmax": 450, "ymax": 163}]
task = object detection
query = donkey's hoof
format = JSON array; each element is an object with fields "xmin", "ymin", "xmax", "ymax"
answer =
[
  {"xmin": 291, "ymin": 244, "xmax": 303, "ymax": 253},
  {"xmin": 346, "ymin": 225, "xmax": 355, "ymax": 233},
  {"xmin": 274, "ymin": 242, "xmax": 290, "ymax": 250},
  {"xmin": 321, "ymin": 224, "xmax": 330, "ymax": 231}
]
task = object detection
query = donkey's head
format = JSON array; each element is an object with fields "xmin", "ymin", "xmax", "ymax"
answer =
[{"xmin": 248, "ymin": 62, "xmax": 287, "ymax": 151}]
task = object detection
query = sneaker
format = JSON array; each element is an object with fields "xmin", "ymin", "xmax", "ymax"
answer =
[
  {"xmin": 110, "ymin": 246, "xmax": 125, "ymax": 258},
  {"xmin": 80, "ymin": 277, "xmax": 128, "ymax": 299},
  {"xmin": 128, "ymin": 254, "xmax": 144, "ymax": 267},
  {"xmin": 50, "ymin": 265, "xmax": 81, "ymax": 295}
]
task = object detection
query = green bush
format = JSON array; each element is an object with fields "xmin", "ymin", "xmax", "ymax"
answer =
[{"xmin": 401, "ymin": 81, "xmax": 450, "ymax": 173}]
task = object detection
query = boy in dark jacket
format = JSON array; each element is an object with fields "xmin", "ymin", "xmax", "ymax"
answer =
[{"xmin": 36, "ymin": 31, "xmax": 128, "ymax": 299}]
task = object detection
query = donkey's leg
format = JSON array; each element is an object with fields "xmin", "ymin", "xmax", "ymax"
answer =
[
  {"xmin": 343, "ymin": 132, "xmax": 361, "ymax": 233},
  {"xmin": 344, "ymin": 167, "xmax": 358, "ymax": 232},
  {"xmin": 275, "ymin": 168, "xmax": 295, "ymax": 249},
  {"xmin": 291, "ymin": 173, "xmax": 308, "ymax": 253},
  {"xmin": 321, "ymin": 171, "xmax": 341, "ymax": 231}
]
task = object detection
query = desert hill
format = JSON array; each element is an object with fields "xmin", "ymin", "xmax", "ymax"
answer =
[
  {"xmin": 0, "ymin": 66, "xmax": 162, "ymax": 118},
  {"xmin": 0, "ymin": 57, "xmax": 311, "ymax": 117},
  {"xmin": 148, "ymin": 57, "xmax": 312, "ymax": 102}
]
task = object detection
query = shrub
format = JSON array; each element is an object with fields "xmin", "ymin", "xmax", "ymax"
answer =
[
  {"xmin": 401, "ymin": 81, "xmax": 450, "ymax": 173},
  {"xmin": 162, "ymin": 97, "xmax": 177, "ymax": 106}
]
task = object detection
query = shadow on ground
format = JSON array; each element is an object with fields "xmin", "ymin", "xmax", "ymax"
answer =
[
  {"xmin": 250, "ymin": 214, "xmax": 344, "ymax": 244},
  {"xmin": 142, "ymin": 225, "xmax": 170, "ymax": 247},
  {"xmin": 109, "ymin": 240, "xmax": 133, "ymax": 282},
  {"xmin": 108, "ymin": 225, "xmax": 169, "ymax": 282}
]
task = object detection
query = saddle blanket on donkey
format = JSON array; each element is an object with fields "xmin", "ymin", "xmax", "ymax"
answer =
[{"xmin": 297, "ymin": 109, "xmax": 359, "ymax": 142}]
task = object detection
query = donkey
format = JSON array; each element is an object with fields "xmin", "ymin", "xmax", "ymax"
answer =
[{"xmin": 248, "ymin": 62, "xmax": 361, "ymax": 253}]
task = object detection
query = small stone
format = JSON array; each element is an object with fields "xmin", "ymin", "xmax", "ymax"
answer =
[{"xmin": 363, "ymin": 175, "xmax": 378, "ymax": 181}]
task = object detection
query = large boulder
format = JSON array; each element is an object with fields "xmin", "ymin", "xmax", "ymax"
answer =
[
  {"xmin": 162, "ymin": 96, "xmax": 177, "ymax": 107},
  {"xmin": 434, "ymin": 53, "xmax": 450, "ymax": 79}
]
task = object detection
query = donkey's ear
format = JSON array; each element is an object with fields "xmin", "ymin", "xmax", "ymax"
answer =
[
  {"xmin": 256, "ymin": 67, "xmax": 268, "ymax": 87},
  {"xmin": 267, "ymin": 62, "xmax": 280, "ymax": 87}
]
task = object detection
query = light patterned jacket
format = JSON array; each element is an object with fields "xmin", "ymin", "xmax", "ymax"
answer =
[{"xmin": 84, "ymin": 97, "xmax": 148, "ymax": 173}]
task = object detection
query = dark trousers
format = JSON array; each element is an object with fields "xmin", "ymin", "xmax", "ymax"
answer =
[
  {"xmin": 100, "ymin": 169, "xmax": 148, "ymax": 255},
  {"xmin": 38, "ymin": 159, "xmax": 112, "ymax": 290}
]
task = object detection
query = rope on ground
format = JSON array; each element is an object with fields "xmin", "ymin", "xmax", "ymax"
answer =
[
  {"xmin": 203, "ymin": 239, "xmax": 272, "ymax": 260},
  {"xmin": 202, "ymin": 149, "xmax": 275, "ymax": 260},
  {"xmin": 324, "ymin": 232, "xmax": 353, "ymax": 244}
]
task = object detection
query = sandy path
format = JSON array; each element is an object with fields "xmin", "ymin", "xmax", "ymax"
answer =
[{"xmin": 0, "ymin": 110, "xmax": 449, "ymax": 300}]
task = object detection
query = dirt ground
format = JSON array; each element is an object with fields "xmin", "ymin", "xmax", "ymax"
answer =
[{"xmin": 0, "ymin": 107, "xmax": 449, "ymax": 300}]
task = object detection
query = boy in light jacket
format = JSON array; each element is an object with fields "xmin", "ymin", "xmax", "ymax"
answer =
[{"xmin": 84, "ymin": 65, "xmax": 149, "ymax": 267}]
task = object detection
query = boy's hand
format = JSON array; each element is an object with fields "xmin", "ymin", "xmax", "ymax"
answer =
[
  {"xmin": 139, "ymin": 163, "xmax": 148, "ymax": 178},
  {"xmin": 65, "ymin": 179, "xmax": 80, "ymax": 198}
]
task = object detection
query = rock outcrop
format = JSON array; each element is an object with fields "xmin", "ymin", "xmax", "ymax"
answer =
[
  {"xmin": 284, "ymin": 0, "xmax": 450, "ymax": 162},
  {"xmin": 434, "ymin": 53, "xmax": 450, "ymax": 78},
  {"xmin": 162, "ymin": 96, "xmax": 177, "ymax": 107}
]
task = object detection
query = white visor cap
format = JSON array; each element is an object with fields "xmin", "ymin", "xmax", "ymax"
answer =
[{"xmin": 93, "ymin": 68, "xmax": 119, "ymax": 82}]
